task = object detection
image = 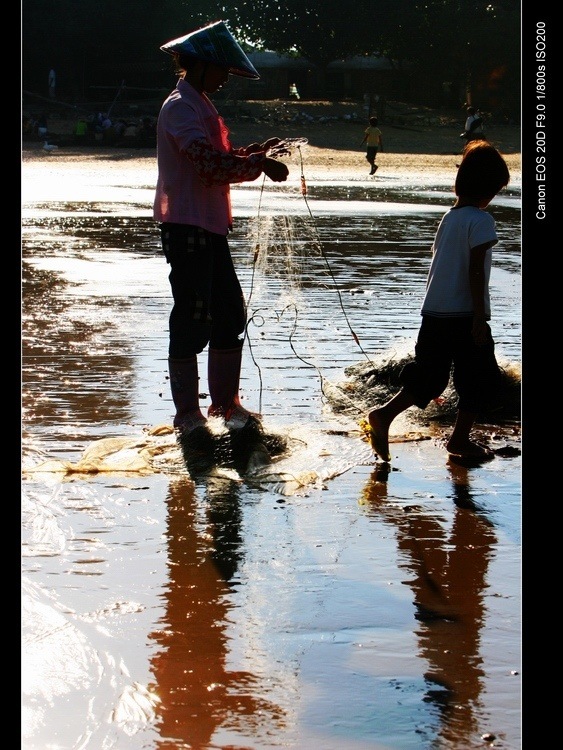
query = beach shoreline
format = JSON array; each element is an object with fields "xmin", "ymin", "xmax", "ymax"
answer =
[{"xmin": 22, "ymin": 98, "xmax": 521, "ymax": 179}]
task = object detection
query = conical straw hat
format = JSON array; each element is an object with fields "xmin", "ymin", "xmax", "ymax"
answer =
[{"xmin": 160, "ymin": 20, "xmax": 260, "ymax": 79}]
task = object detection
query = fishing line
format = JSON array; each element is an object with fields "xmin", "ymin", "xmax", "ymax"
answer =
[
  {"xmin": 295, "ymin": 145, "xmax": 374, "ymax": 367},
  {"xmin": 280, "ymin": 302, "xmax": 329, "ymax": 402},
  {"xmin": 242, "ymin": 174, "xmax": 268, "ymax": 414},
  {"xmin": 242, "ymin": 138, "xmax": 377, "ymax": 414},
  {"xmin": 244, "ymin": 173, "xmax": 267, "ymax": 311},
  {"xmin": 242, "ymin": 307, "xmax": 267, "ymax": 415}
]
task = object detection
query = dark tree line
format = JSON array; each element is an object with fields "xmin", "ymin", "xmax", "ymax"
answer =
[{"xmin": 22, "ymin": 0, "xmax": 520, "ymax": 114}]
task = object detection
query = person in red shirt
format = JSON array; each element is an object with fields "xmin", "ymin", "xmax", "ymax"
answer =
[{"xmin": 153, "ymin": 21, "xmax": 289, "ymax": 454}]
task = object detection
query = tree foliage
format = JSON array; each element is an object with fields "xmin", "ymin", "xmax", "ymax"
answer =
[
  {"xmin": 22, "ymin": 0, "xmax": 519, "ymax": 110},
  {"xmin": 226, "ymin": 1, "xmax": 384, "ymax": 64}
]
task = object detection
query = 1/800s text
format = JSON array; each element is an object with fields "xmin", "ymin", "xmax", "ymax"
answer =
[{"xmin": 535, "ymin": 22, "xmax": 546, "ymax": 220}]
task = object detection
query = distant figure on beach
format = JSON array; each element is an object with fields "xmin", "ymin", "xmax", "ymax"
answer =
[
  {"xmin": 289, "ymin": 82, "xmax": 300, "ymax": 100},
  {"xmin": 461, "ymin": 106, "xmax": 485, "ymax": 142},
  {"xmin": 48, "ymin": 68, "xmax": 56, "ymax": 99},
  {"xmin": 100, "ymin": 113, "xmax": 112, "ymax": 130},
  {"xmin": 139, "ymin": 116, "xmax": 156, "ymax": 144},
  {"xmin": 360, "ymin": 116, "xmax": 383, "ymax": 175},
  {"xmin": 74, "ymin": 118, "xmax": 87, "ymax": 137},
  {"xmin": 37, "ymin": 112, "xmax": 48, "ymax": 138},
  {"xmin": 153, "ymin": 20, "xmax": 289, "ymax": 454},
  {"xmin": 123, "ymin": 121, "xmax": 139, "ymax": 138},
  {"xmin": 365, "ymin": 140, "xmax": 510, "ymax": 462}
]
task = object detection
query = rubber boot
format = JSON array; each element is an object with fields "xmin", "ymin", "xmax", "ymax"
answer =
[
  {"xmin": 169, "ymin": 357, "xmax": 216, "ymax": 473},
  {"xmin": 207, "ymin": 347, "xmax": 259, "ymax": 430},
  {"xmin": 168, "ymin": 356, "xmax": 206, "ymax": 433}
]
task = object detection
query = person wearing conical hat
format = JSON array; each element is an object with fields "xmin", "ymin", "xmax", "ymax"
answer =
[{"xmin": 153, "ymin": 21, "xmax": 289, "ymax": 458}]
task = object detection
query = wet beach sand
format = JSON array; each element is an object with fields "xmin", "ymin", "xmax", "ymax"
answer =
[{"xmin": 22, "ymin": 117, "xmax": 522, "ymax": 750}]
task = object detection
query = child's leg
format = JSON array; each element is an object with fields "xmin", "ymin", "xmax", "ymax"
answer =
[
  {"xmin": 368, "ymin": 389, "xmax": 416, "ymax": 461},
  {"xmin": 369, "ymin": 148, "xmax": 379, "ymax": 174},
  {"xmin": 367, "ymin": 317, "xmax": 452, "ymax": 461},
  {"xmin": 446, "ymin": 410, "xmax": 493, "ymax": 457},
  {"xmin": 449, "ymin": 321, "xmax": 499, "ymax": 458}
]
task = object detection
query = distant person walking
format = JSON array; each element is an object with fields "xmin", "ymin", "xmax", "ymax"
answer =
[
  {"xmin": 48, "ymin": 68, "xmax": 56, "ymax": 99},
  {"xmin": 289, "ymin": 82, "xmax": 300, "ymax": 100},
  {"xmin": 365, "ymin": 140, "xmax": 510, "ymax": 462},
  {"xmin": 37, "ymin": 112, "xmax": 48, "ymax": 138},
  {"xmin": 360, "ymin": 116, "xmax": 383, "ymax": 175},
  {"xmin": 461, "ymin": 106, "xmax": 485, "ymax": 143}
]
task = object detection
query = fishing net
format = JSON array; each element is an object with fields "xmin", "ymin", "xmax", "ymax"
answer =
[
  {"xmin": 237, "ymin": 136, "xmax": 522, "ymax": 429},
  {"xmin": 233, "ymin": 135, "xmax": 377, "ymax": 420}
]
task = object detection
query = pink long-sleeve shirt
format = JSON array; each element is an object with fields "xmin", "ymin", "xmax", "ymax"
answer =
[{"xmin": 153, "ymin": 78, "xmax": 266, "ymax": 235}]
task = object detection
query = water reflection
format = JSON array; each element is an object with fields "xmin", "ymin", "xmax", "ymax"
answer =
[
  {"xmin": 360, "ymin": 461, "xmax": 497, "ymax": 746},
  {"xmin": 21, "ymin": 262, "xmax": 137, "ymax": 434},
  {"xmin": 148, "ymin": 477, "xmax": 287, "ymax": 748},
  {"xmin": 22, "ymin": 165, "xmax": 521, "ymax": 749},
  {"xmin": 21, "ymin": 268, "xmax": 156, "ymax": 477}
]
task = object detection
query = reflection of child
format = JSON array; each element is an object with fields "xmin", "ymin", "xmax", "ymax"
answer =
[
  {"xmin": 365, "ymin": 140, "xmax": 510, "ymax": 462},
  {"xmin": 360, "ymin": 117, "xmax": 383, "ymax": 175}
]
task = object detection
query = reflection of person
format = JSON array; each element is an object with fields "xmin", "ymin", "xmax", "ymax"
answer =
[
  {"xmin": 148, "ymin": 478, "xmax": 285, "ymax": 746},
  {"xmin": 153, "ymin": 21, "xmax": 289, "ymax": 446},
  {"xmin": 366, "ymin": 140, "xmax": 510, "ymax": 461},
  {"xmin": 461, "ymin": 106, "xmax": 485, "ymax": 142},
  {"xmin": 360, "ymin": 461, "xmax": 497, "ymax": 746},
  {"xmin": 48, "ymin": 68, "xmax": 56, "ymax": 99},
  {"xmin": 360, "ymin": 116, "xmax": 383, "ymax": 175}
]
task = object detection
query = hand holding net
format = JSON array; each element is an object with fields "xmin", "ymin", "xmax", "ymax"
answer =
[{"xmin": 266, "ymin": 137, "xmax": 309, "ymax": 158}]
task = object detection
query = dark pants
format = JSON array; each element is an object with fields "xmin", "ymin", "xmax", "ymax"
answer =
[
  {"xmin": 366, "ymin": 146, "xmax": 378, "ymax": 165},
  {"xmin": 400, "ymin": 315, "xmax": 503, "ymax": 414},
  {"xmin": 160, "ymin": 223, "xmax": 247, "ymax": 358}
]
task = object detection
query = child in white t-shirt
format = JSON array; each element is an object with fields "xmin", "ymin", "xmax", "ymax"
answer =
[{"xmin": 365, "ymin": 140, "xmax": 510, "ymax": 462}]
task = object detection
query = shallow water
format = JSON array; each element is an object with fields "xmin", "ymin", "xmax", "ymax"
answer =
[{"xmin": 22, "ymin": 156, "xmax": 522, "ymax": 750}]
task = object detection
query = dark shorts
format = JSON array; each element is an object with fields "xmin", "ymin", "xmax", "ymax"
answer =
[
  {"xmin": 399, "ymin": 315, "xmax": 503, "ymax": 414},
  {"xmin": 160, "ymin": 223, "xmax": 247, "ymax": 357},
  {"xmin": 366, "ymin": 146, "xmax": 379, "ymax": 162}
]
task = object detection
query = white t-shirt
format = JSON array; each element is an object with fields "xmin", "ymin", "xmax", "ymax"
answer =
[{"xmin": 421, "ymin": 205, "xmax": 498, "ymax": 319}]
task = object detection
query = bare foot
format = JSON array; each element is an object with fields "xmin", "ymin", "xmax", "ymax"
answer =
[
  {"xmin": 446, "ymin": 439, "xmax": 493, "ymax": 459},
  {"xmin": 367, "ymin": 409, "xmax": 392, "ymax": 462}
]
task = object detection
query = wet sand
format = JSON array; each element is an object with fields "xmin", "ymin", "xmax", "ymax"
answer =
[
  {"xmin": 22, "ymin": 114, "xmax": 521, "ymax": 176},
  {"xmin": 22, "ymin": 131, "xmax": 522, "ymax": 749}
]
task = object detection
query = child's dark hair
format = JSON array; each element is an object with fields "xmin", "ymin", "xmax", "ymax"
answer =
[
  {"xmin": 369, "ymin": 116, "xmax": 378, "ymax": 126},
  {"xmin": 455, "ymin": 140, "xmax": 510, "ymax": 198}
]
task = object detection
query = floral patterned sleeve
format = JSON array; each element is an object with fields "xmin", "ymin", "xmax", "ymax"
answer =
[{"xmin": 185, "ymin": 139, "xmax": 266, "ymax": 187}]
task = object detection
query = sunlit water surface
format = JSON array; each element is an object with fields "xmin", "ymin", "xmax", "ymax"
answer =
[{"xmin": 22, "ymin": 159, "xmax": 522, "ymax": 750}]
